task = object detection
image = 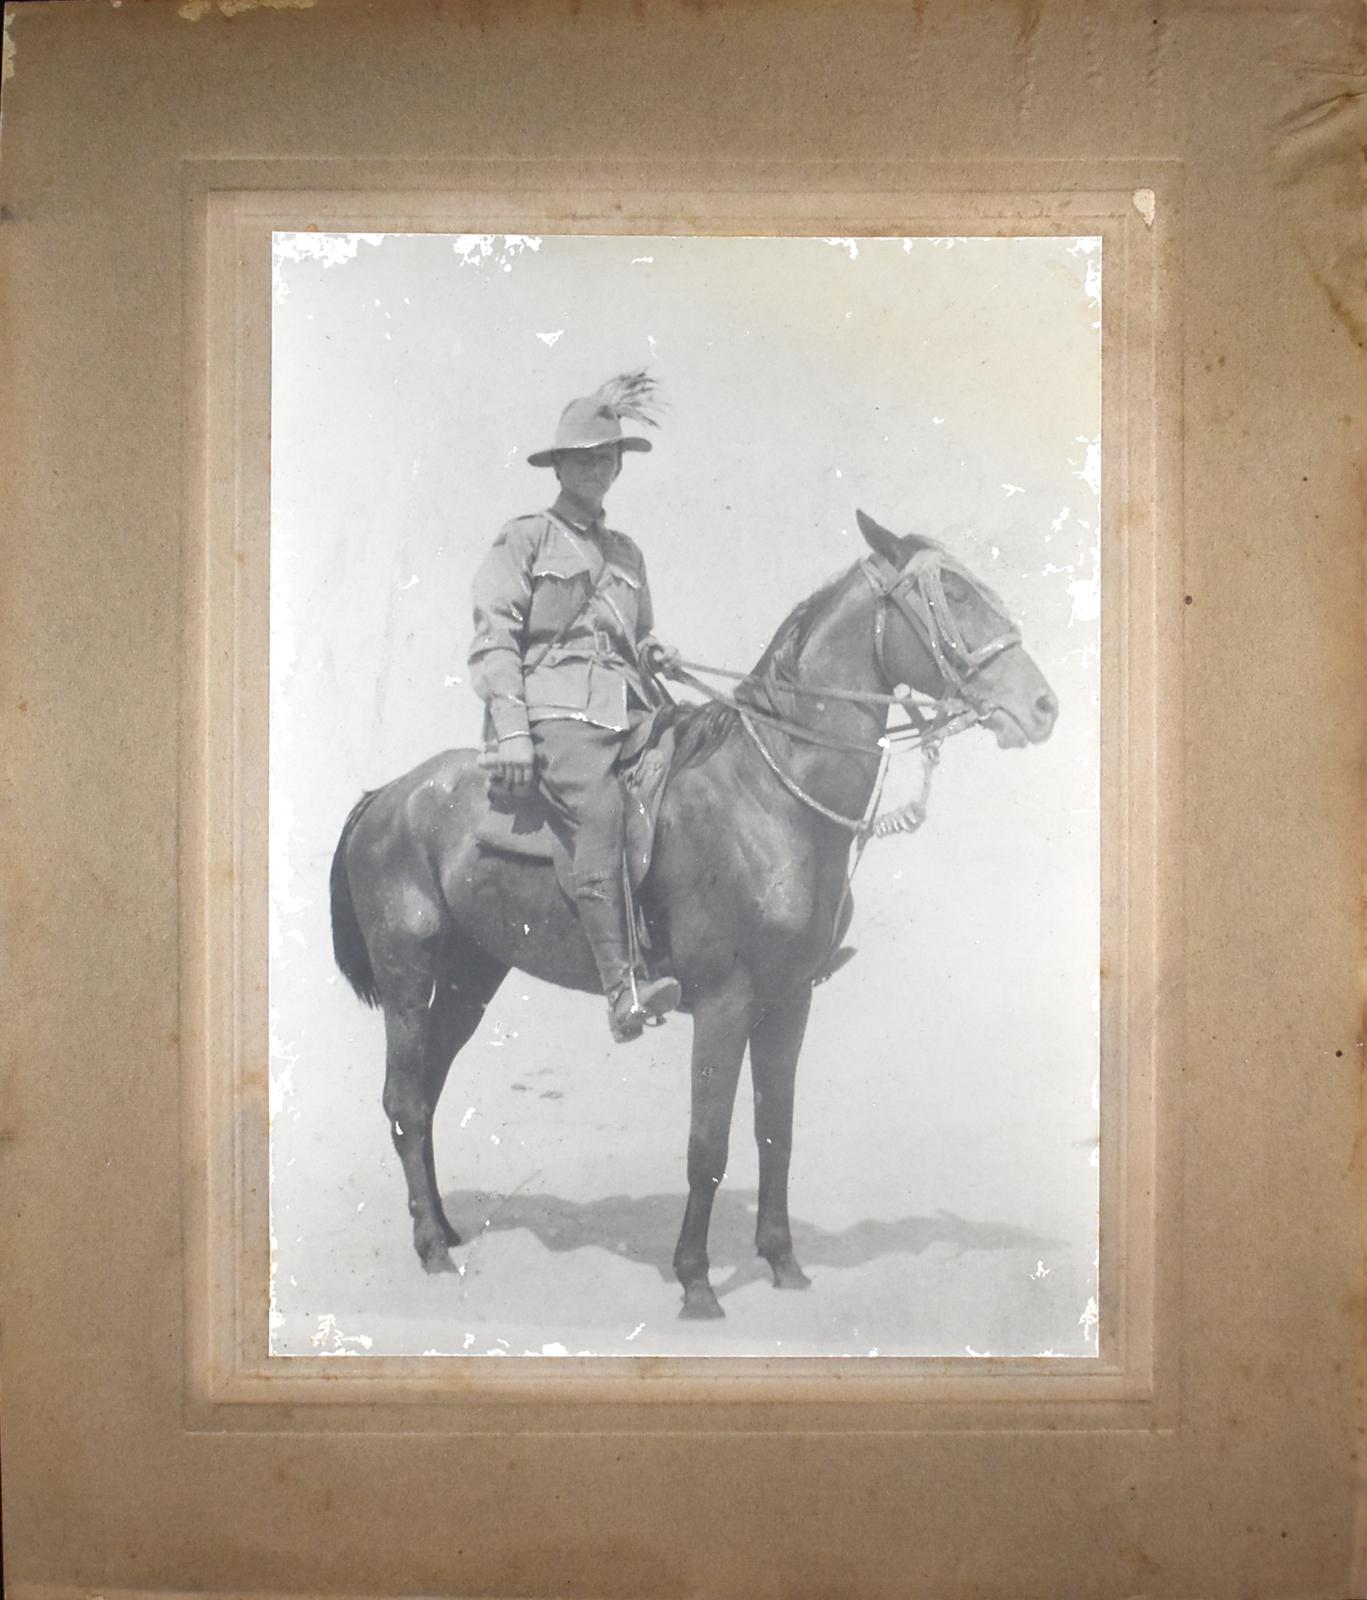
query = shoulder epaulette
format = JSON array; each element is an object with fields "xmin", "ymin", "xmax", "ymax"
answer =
[{"xmin": 603, "ymin": 526, "xmax": 645, "ymax": 563}]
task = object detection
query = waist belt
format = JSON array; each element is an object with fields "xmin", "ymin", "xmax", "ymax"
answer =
[{"xmin": 549, "ymin": 626, "xmax": 625, "ymax": 660}]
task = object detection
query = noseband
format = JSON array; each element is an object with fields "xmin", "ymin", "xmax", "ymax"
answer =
[{"xmin": 863, "ymin": 548, "xmax": 1021, "ymax": 719}]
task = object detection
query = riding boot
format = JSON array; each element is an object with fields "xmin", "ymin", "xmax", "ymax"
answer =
[{"xmin": 571, "ymin": 806, "xmax": 681, "ymax": 1042}]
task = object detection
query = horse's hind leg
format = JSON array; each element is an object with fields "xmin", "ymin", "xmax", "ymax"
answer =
[
  {"xmin": 750, "ymin": 984, "xmax": 814, "ymax": 1291},
  {"xmin": 420, "ymin": 936, "xmax": 508, "ymax": 1249},
  {"xmin": 375, "ymin": 941, "xmax": 451, "ymax": 1274},
  {"xmin": 373, "ymin": 916, "xmax": 499, "ymax": 1275}
]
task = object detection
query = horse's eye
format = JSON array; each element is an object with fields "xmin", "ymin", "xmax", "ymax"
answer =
[{"xmin": 942, "ymin": 576, "xmax": 969, "ymax": 605}]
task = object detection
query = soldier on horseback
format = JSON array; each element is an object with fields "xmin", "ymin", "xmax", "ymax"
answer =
[{"xmin": 469, "ymin": 371, "xmax": 683, "ymax": 1043}]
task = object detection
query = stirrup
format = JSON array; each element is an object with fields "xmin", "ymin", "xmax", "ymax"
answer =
[{"xmin": 608, "ymin": 972, "xmax": 682, "ymax": 1044}]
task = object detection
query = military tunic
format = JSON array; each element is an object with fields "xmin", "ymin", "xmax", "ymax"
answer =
[{"xmin": 469, "ymin": 495, "xmax": 665, "ymax": 828}]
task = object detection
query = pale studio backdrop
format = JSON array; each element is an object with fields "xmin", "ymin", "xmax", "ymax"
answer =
[{"xmin": 269, "ymin": 233, "xmax": 1101, "ymax": 1358}]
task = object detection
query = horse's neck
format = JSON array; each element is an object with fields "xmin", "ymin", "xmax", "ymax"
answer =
[{"xmin": 748, "ymin": 578, "xmax": 889, "ymax": 828}]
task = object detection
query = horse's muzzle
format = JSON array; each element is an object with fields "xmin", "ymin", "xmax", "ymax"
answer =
[{"xmin": 985, "ymin": 687, "xmax": 1058, "ymax": 748}]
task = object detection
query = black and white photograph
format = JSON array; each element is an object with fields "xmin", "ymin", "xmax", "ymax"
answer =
[{"xmin": 268, "ymin": 231, "xmax": 1102, "ymax": 1359}]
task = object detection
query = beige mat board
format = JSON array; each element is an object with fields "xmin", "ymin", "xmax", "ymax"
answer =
[{"xmin": 0, "ymin": 1, "xmax": 1363, "ymax": 1596}]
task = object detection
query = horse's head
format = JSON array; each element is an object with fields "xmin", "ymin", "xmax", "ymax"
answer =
[{"xmin": 856, "ymin": 509, "xmax": 1059, "ymax": 748}]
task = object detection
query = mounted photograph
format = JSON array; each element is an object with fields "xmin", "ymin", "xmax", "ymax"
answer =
[{"xmin": 268, "ymin": 231, "xmax": 1103, "ymax": 1359}]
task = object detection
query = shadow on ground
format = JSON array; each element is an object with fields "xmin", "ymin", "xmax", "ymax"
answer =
[{"xmin": 442, "ymin": 1185, "xmax": 1061, "ymax": 1301}]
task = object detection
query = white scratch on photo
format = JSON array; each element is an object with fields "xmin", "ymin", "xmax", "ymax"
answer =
[
  {"xmin": 310, "ymin": 1313, "xmax": 374, "ymax": 1354},
  {"xmin": 452, "ymin": 234, "xmax": 542, "ymax": 272},
  {"xmin": 1068, "ymin": 566, "xmax": 1101, "ymax": 624},
  {"xmin": 271, "ymin": 231, "xmax": 385, "ymax": 302},
  {"xmin": 1072, "ymin": 435, "xmax": 1102, "ymax": 497}
]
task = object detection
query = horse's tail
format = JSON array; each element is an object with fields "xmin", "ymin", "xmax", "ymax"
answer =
[{"xmin": 330, "ymin": 790, "xmax": 383, "ymax": 1008}]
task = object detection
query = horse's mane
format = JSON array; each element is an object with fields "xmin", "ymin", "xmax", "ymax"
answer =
[
  {"xmin": 669, "ymin": 563, "xmax": 861, "ymax": 775},
  {"xmin": 669, "ymin": 699, "xmax": 739, "ymax": 773}
]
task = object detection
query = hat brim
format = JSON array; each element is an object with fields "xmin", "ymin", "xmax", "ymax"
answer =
[{"xmin": 527, "ymin": 436, "xmax": 653, "ymax": 468}]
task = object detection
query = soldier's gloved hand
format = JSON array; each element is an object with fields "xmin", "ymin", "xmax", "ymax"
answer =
[
  {"xmin": 643, "ymin": 639, "xmax": 683, "ymax": 676},
  {"xmin": 478, "ymin": 734, "xmax": 536, "ymax": 792}
]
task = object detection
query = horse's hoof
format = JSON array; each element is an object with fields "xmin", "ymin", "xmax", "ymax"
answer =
[
  {"xmin": 768, "ymin": 1256, "xmax": 813, "ymax": 1291},
  {"xmin": 814, "ymin": 945, "xmax": 858, "ymax": 985},
  {"xmin": 679, "ymin": 1283, "xmax": 725, "ymax": 1320},
  {"xmin": 418, "ymin": 1242, "xmax": 459, "ymax": 1274}
]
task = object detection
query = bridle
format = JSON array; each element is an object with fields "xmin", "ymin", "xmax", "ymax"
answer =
[
  {"xmin": 671, "ymin": 545, "xmax": 1025, "ymax": 838},
  {"xmin": 863, "ymin": 546, "xmax": 1022, "ymax": 723}
]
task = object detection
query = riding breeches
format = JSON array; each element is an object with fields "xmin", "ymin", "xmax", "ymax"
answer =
[{"xmin": 529, "ymin": 718, "xmax": 630, "ymax": 887}]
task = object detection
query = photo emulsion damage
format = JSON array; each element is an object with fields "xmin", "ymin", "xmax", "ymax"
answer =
[{"xmin": 268, "ymin": 233, "xmax": 1102, "ymax": 1359}]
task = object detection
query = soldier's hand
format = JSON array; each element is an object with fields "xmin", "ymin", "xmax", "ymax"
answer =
[
  {"xmin": 479, "ymin": 735, "xmax": 536, "ymax": 792},
  {"xmin": 644, "ymin": 639, "xmax": 683, "ymax": 676}
]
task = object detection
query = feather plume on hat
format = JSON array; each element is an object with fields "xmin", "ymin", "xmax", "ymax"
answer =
[
  {"xmin": 527, "ymin": 369, "xmax": 664, "ymax": 465},
  {"xmin": 591, "ymin": 369, "xmax": 665, "ymax": 428}
]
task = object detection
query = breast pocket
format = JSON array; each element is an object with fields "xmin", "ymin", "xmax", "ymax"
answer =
[
  {"xmin": 527, "ymin": 554, "xmax": 592, "ymax": 636},
  {"xmin": 601, "ymin": 563, "xmax": 644, "ymax": 635}
]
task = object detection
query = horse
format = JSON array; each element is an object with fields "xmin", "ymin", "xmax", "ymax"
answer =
[{"xmin": 328, "ymin": 509, "xmax": 1059, "ymax": 1320}]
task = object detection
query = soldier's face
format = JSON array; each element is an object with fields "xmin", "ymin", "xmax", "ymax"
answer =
[{"xmin": 555, "ymin": 444, "xmax": 622, "ymax": 511}]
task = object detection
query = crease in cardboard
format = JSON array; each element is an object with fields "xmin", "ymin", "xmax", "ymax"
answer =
[
  {"xmin": 1268, "ymin": 15, "xmax": 1367, "ymax": 348},
  {"xmin": 906, "ymin": 0, "xmax": 927, "ymax": 74},
  {"xmin": 1080, "ymin": 3, "xmax": 1102, "ymax": 90},
  {"xmin": 1147, "ymin": 0, "xmax": 1169, "ymax": 94},
  {"xmin": 1014, "ymin": 0, "xmax": 1042, "ymax": 121}
]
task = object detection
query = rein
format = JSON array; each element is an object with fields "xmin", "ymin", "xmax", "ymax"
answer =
[{"xmin": 670, "ymin": 549, "xmax": 1019, "ymax": 839}]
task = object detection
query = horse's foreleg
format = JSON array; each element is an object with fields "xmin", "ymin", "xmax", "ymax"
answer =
[
  {"xmin": 750, "ymin": 984, "xmax": 814, "ymax": 1291},
  {"xmin": 421, "ymin": 940, "xmax": 508, "ymax": 1248},
  {"xmin": 674, "ymin": 990, "xmax": 752, "ymax": 1320}
]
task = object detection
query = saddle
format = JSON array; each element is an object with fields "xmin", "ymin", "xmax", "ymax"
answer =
[{"xmin": 473, "ymin": 710, "xmax": 678, "ymax": 910}]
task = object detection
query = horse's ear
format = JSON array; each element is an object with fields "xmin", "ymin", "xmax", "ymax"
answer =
[{"xmin": 856, "ymin": 508, "xmax": 904, "ymax": 567}]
